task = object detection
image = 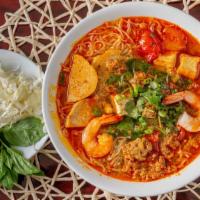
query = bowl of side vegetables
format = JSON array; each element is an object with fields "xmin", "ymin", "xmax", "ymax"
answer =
[{"xmin": 0, "ymin": 49, "xmax": 48, "ymax": 189}]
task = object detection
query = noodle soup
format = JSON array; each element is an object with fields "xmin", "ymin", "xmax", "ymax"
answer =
[{"xmin": 56, "ymin": 17, "xmax": 200, "ymax": 181}]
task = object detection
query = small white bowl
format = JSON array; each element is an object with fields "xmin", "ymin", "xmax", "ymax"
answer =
[
  {"xmin": 0, "ymin": 49, "xmax": 48, "ymax": 159},
  {"xmin": 42, "ymin": 2, "xmax": 200, "ymax": 197}
]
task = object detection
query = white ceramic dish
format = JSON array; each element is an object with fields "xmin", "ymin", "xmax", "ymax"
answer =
[
  {"xmin": 0, "ymin": 49, "xmax": 48, "ymax": 159},
  {"xmin": 42, "ymin": 2, "xmax": 200, "ymax": 197}
]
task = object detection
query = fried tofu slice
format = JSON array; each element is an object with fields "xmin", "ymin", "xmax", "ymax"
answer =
[
  {"xmin": 67, "ymin": 54, "xmax": 98, "ymax": 102},
  {"xmin": 110, "ymin": 94, "xmax": 132, "ymax": 115},
  {"xmin": 92, "ymin": 49, "xmax": 122, "ymax": 69},
  {"xmin": 65, "ymin": 99, "xmax": 93, "ymax": 128},
  {"xmin": 162, "ymin": 26, "xmax": 187, "ymax": 51},
  {"xmin": 153, "ymin": 51, "xmax": 178, "ymax": 74},
  {"xmin": 177, "ymin": 54, "xmax": 200, "ymax": 80}
]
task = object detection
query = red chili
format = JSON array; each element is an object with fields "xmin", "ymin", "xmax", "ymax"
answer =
[
  {"xmin": 138, "ymin": 30, "xmax": 161, "ymax": 62},
  {"xmin": 147, "ymin": 130, "xmax": 160, "ymax": 143},
  {"xmin": 177, "ymin": 127, "xmax": 186, "ymax": 141},
  {"xmin": 153, "ymin": 142, "xmax": 160, "ymax": 152},
  {"xmin": 147, "ymin": 130, "xmax": 160, "ymax": 152}
]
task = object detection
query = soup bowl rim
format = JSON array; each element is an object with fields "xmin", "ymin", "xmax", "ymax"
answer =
[{"xmin": 42, "ymin": 2, "xmax": 200, "ymax": 197}]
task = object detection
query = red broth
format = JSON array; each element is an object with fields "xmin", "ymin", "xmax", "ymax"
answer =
[{"xmin": 56, "ymin": 17, "xmax": 200, "ymax": 181}]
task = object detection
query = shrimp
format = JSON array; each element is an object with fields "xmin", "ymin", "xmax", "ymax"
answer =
[
  {"xmin": 82, "ymin": 114, "xmax": 123, "ymax": 158},
  {"xmin": 163, "ymin": 90, "xmax": 200, "ymax": 132}
]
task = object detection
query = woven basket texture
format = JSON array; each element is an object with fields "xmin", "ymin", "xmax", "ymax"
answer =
[{"xmin": 0, "ymin": 0, "xmax": 200, "ymax": 199}]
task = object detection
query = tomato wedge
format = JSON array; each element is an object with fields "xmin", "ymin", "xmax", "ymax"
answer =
[{"xmin": 138, "ymin": 30, "xmax": 161, "ymax": 62}]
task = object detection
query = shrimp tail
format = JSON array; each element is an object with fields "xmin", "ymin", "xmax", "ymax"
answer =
[
  {"xmin": 99, "ymin": 114, "xmax": 123, "ymax": 125},
  {"xmin": 178, "ymin": 112, "xmax": 200, "ymax": 132},
  {"xmin": 82, "ymin": 114, "xmax": 123, "ymax": 158},
  {"xmin": 162, "ymin": 91, "xmax": 185, "ymax": 105},
  {"xmin": 163, "ymin": 90, "xmax": 200, "ymax": 132}
]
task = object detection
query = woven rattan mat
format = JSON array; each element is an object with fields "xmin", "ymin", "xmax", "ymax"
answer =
[{"xmin": 1, "ymin": 0, "xmax": 200, "ymax": 199}]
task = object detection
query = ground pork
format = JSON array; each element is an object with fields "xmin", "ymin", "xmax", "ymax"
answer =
[
  {"xmin": 160, "ymin": 134, "xmax": 180, "ymax": 160},
  {"xmin": 122, "ymin": 138, "xmax": 152, "ymax": 161}
]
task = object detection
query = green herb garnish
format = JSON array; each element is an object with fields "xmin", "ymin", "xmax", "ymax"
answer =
[
  {"xmin": 1, "ymin": 117, "xmax": 46, "ymax": 147},
  {"xmin": 92, "ymin": 106, "xmax": 103, "ymax": 117},
  {"xmin": 108, "ymin": 116, "xmax": 134, "ymax": 137},
  {"xmin": 106, "ymin": 57, "xmax": 186, "ymax": 140},
  {"xmin": 125, "ymin": 58, "xmax": 151, "ymax": 73},
  {"xmin": 0, "ymin": 139, "xmax": 43, "ymax": 189},
  {"xmin": 141, "ymin": 89, "xmax": 163, "ymax": 108},
  {"xmin": 0, "ymin": 117, "xmax": 45, "ymax": 189},
  {"xmin": 106, "ymin": 74, "xmax": 121, "ymax": 85}
]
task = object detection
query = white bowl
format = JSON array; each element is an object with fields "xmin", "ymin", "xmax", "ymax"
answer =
[
  {"xmin": 0, "ymin": 49, "xmax": 48, "ymax": 159},
  {"xmin": 42, "ymin": 2, "xmax": 200, "ymax": 197}
]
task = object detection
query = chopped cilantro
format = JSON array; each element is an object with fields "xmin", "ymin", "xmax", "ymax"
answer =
[
  {"xmin": 106, "ymin": 71, "xmax": 132, "ymax": 93},
  {"xmin": 108, "ymin": 117, "xmax": 134, "ymax": 137},
  {"xmin": 131, "ymin": 117, "xmax": 148, "ymax": 139},
  {"xmin": 138, "ymin": 117, "xmax": 147, "ymax": 128},
  {"xmin": 92, "ymin": 106, "xmax": 102, "ymax": 117},
  {"xmin": 106, "ymin": 57, "xmax": 186, "ymax": 140},
  {"xmin": 150, "ymin": 81, "xmax": 160, "ymax": 89},
  {"xmin": 131, "ymin": 85, "xmax": 143, "ymax": 97},
  {"xmin": 144, "ymin": 127, "xmax": 154, "ymax": 134},
  {"xmin": 125, "ymin": 100, "xmax": 143, "ymax": 119},
  {"xmin": 125, "ymin": 100, "xmax": 135, "ymax": 114},
  {"xmin": 141, "ymin": 89, "xmax": 163, "ymax": 108},
  {"xmin": 106, "ymin": 74, "xmax": 121, "ymax": 85},
  {"xmin": 129, "ymin": 107, "xmax": 141, "ymax": 119},
  {"xmin": 136, "ymin": 97, "xmax": 146, "ymax": 112},
  {"xmin": 143, "ymin": 78, "xmax": 153, "ymax": 85},
  {"xmin": 177, "ymin": 77, "xmax": 192, "ymax": 90},
  {"xmin": 125, "ymin": 58, "xmax": 151, "ymax": 73},
  {"xmin": 160, "ymin": 102, "xmax": 184, "ymax": 132},
  {"xmin": 158, "ymin": 110, "xmax": 167, "ymax": 118}
]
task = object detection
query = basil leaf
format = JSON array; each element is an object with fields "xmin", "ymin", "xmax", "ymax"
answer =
[
  {"xmin": 0, "ymin": 167, "xmax": 18, "ymax": 189},
  {"xmin": 10, "ymin": 169, "xmax": 18, "ymax": 183},
  {"xmin": 5, "ymin": 146, "xmax": 43, "ymax": 176},
  {"xmin": 0, "ymin": 139, "xmax": 43, "ymax": 189},
  {"xmin": 1, "ymin": 170, "xmax": 14, "ymax": 189},
  {"xmin": 0, "ymin": 150, "xmax": 6, "ymax": 180},
  {"xmin": 2, "ymin": 117, "xmax": 46, "ymax": 147},
  {"xmin": 1, "ymin": 149, "xmax": 12, "ymax": 170}
]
